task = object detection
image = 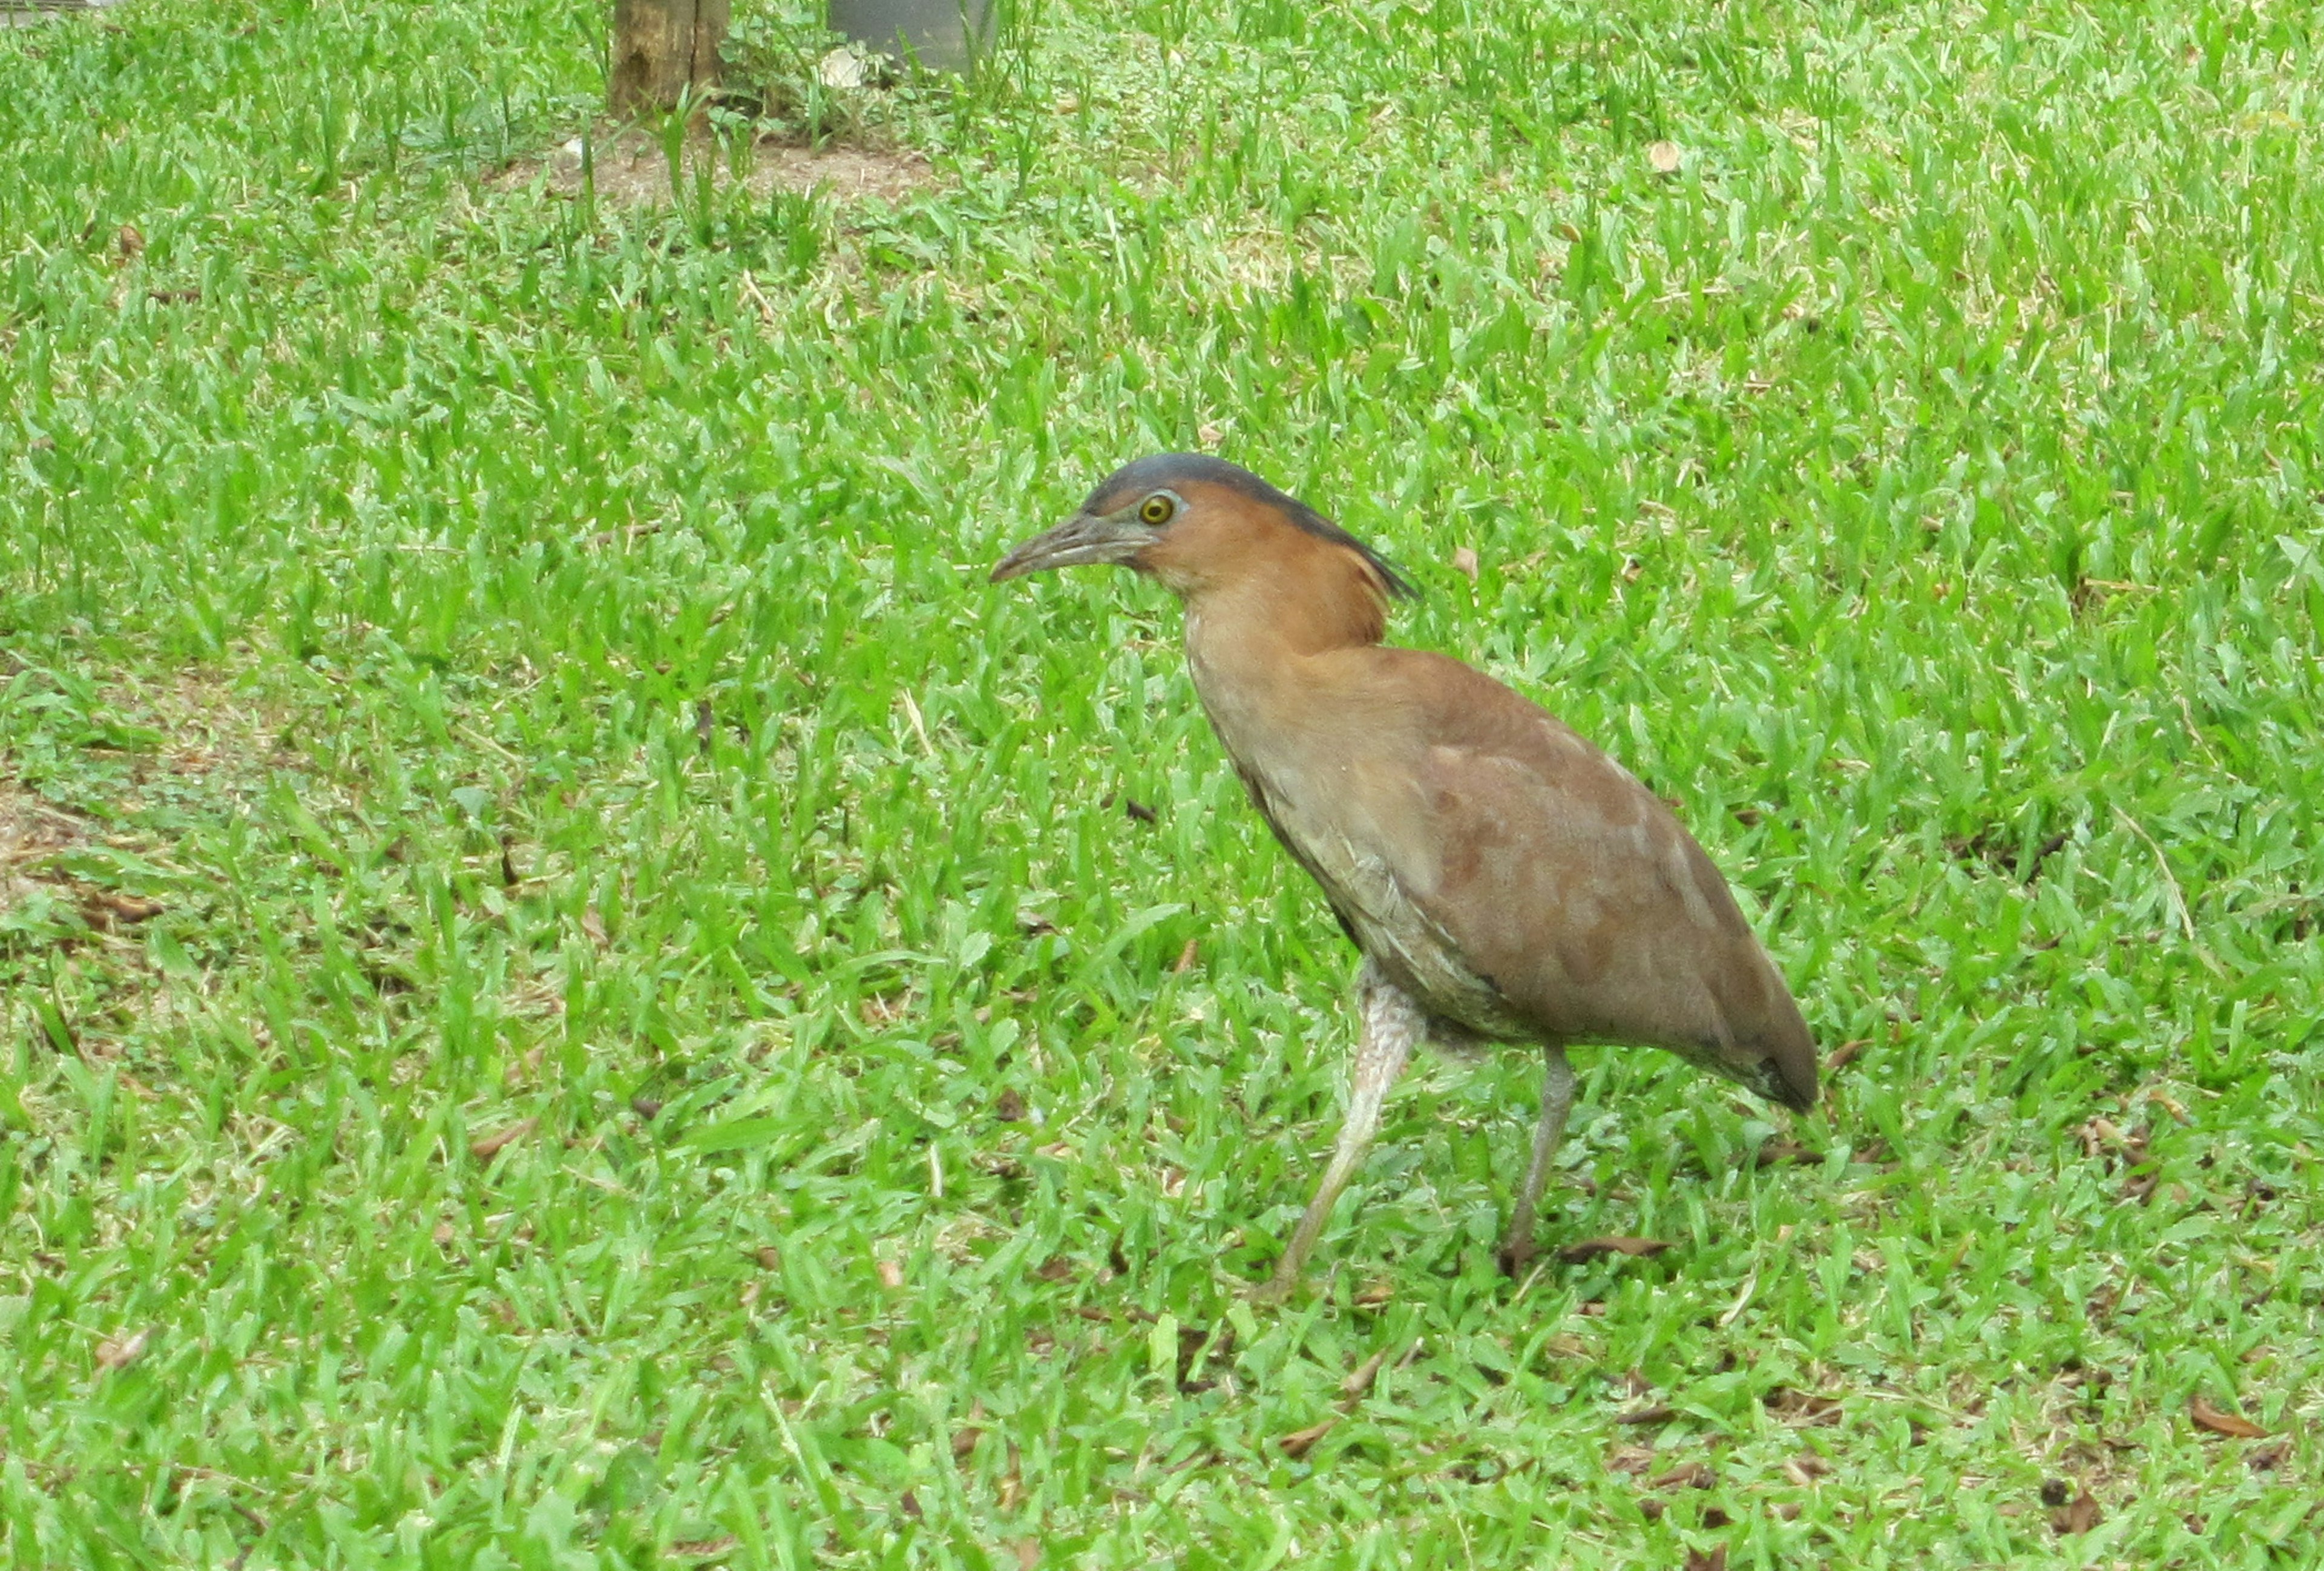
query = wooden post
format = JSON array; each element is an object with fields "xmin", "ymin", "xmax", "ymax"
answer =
[{"xmin": 609, "ymin": 0, "xmax": 730, "ymax": 117}]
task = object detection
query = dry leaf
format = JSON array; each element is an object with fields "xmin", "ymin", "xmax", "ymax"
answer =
[
  {"xmin": 96, "ymin": 1328, "xmax": 150, "ymax": 1372},
  {"xmin": 876, "ymin": 1257, "xmax": 905, "ymax": 1289},
  {"xmin": 1277, "ymin": 1416, "xmax": 1341, "ymax": 1458},
  {"xmin": 2248, "ymin": 1439, "xmax": 2291, "ymax": 1472},
  {"xmin": 951, "ymin": 1426, "xmax": 983, "ymax": 1464},
  {"xmin": 83, "ymin": 891, "xmax": 165, "ymax": 927},
  {"xmin": 630, "ymin": 1095, "xmax": 664, "ymax": 1121},
  {"xmin": 1172, "ymin": 938, "xmax": 1200, "ymax": 973},
  {"xmin": 993, "ymin": 1089, "xmax": 1027, "ymax": 1122},
  {"xmin": 117, "ymin": 223, "xmax": 145, "ymax": 258},
  {"xmin": 1560, "ymin": 1236, "xmax": 1674, "ymax": 1262},
  {"xmin": 1751, "ymin": 1136, "xmax": 1818, "ymax": 1168},
  {"xmin": 1825, "ymin": 1037, "xmax": 1870, "ymax": 1071},
  {"xmin": 1010, "ymin": 1540, "xmax": 1040, "ymax": 1571},
  {"xmin": 1197, "ymin": 422, "xmax": 1224, "ymax": 446},
  {"xmin": 1615, "ymin": 1403, "xmax": 1676, "ymax": 1426},
  {"xmin": 1650, "ymin": 1461, "xmax": 1713, "ymax": 1490},
  {"xmin": 1351, "ymin": 1277, "xmax": 1393, "ymax": 1309},
  {"xmin": 2050, "ymin": 1489, "xmax": 2104, "ymax": 1535},
  {"xmin": 2189, "ymin": 1394, "xmax": 2268, "ymax": 1438},
  {"xmin": 1765, "ymin": 1386, "xmax": 1845, "ymax": 1425},
  {"xmin": 1033, "ymin": 1255, "xmax": 1072, "ymax": 1282},
  {"xmin": 1682, "ymin": 1546, "xmax": 1726, "ymax": 1571},
  {"xmin": 470, "ymin": 1118, "xmax": 537, "ymax": 1161},
  {"xmin": 1451, "ymin": 546, "xmax": 1480, "ymax": 581},
  {"xmin": 1647, "ymin": 140, "xmax": 1682, "ymax": 174},
  {"xmin": 1339, "ymin": 1346, "xmax": 1392, "ymax": 1406},
  {"xmin": 754, "ymin": 1245, "xmax": 781, "ymax": 1271}
]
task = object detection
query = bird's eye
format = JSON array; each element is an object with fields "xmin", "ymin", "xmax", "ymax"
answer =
[{"xmin": 1139, "ymin": 493, "xmax": 1175, "ymax": 526}]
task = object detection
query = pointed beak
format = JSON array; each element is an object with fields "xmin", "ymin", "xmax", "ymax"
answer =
[{"xmin": 989, "ymin": 511, "xmax": 1151, "ymax": 582}]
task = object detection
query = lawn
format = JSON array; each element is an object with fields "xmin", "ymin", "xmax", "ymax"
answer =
[{"xmin": 2, "ymin": 0, "xmax": 2321, "ymax": 1564}]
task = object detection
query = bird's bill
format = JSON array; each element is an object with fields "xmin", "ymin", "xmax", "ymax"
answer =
[{"xmin": 989, "ymin": 510, "xmax": 1150, "ymax": 582}]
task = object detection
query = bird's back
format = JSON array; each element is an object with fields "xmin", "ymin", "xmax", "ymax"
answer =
[{"xmin": 1210, "ymin": 644, "xmax": 1817, "ymax": 1111}]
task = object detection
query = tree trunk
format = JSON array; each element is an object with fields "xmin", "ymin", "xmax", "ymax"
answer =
[{"xmin": 608, "ymin": 0, "xmax": 730, "ymax": 117}]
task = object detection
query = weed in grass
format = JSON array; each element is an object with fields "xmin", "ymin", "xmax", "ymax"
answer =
[{"xmin": 2, "ymin": 0, "xmax": 2322, "ymax": 1565}]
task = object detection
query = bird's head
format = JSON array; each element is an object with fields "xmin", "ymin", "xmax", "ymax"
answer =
[{"xmin": 990, "ymin": 454, "xmax": 1413, "ymax": 614}]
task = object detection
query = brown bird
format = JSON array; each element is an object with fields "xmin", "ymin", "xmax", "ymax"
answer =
[{"xmin": 993, "ymin": 455, "xmax": 1817, "ymax": 1297}]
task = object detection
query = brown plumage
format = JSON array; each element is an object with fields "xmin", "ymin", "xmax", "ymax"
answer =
[{"xmin": 993, "ymin": 454, "xmax": 1816, "ymax": 1296}]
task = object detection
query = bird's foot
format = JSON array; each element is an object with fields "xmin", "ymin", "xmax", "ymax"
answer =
[{"xmin": 1495, "ymin": 1237, "xmax": 1540, "ymax": 1278}]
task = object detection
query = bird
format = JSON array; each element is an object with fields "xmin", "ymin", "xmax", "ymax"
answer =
[{"xmin": 991, "ymin": 453, "xmax": 1817, "ymax": 1298}]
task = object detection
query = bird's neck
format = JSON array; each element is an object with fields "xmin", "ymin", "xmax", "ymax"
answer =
[{"xmin": 1181, "ymin": 578, "xmax": 1385, "ymax": 768}]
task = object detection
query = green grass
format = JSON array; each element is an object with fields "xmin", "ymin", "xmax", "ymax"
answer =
[{"xmin": 4, "ymin": 0, "xmax": 2322, "ymax": 1563}]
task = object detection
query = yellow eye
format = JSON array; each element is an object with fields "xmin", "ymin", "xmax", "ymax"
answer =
[{"xmin": 1139, "ymin": 494, "xmax": 1175, "ymax": 525}]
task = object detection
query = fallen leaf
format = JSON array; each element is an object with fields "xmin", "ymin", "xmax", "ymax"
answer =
[
  {"xmin": 1764, "ymin": 1386, "xmax": 1845, "ymax": 1425},
  {"xmin": 2189, "ymin": 1394, "xmax": 2268, "ymax": 1438},
  {"xmin": 876, "ymin": 1257, "xmax": 905, "ymax": 1289},
  {"xmin": 1732, "ymin": 806, "xmax": 1765, "ymax": 827},
  {"xmin": 1277, "ymin": 1416, "xmax": 1341, "ymax": 1458},
  {"xmin": 117, "ymin": 223, "xmax": 145, "ymax": 258},
  {"xmin": 1351, "ymin": 1277, "xmax": 1393, "ymax": 1309},
  {"xmin": 1606, "ymin": 1445, "xmax": 1656, "ymax": 1474},
  {"xmin": 1010, "ymin": 1540, "xmax": 1040, "ymax": 1571},
  {"xmin": 951, "ymin": 1426, "xmax": 983, "ymax": 1464},
  {"xmin": 1751, "ymin": 1136, "xmax": 1818, "ymax": 1168},
  {"xmin": 2248, "ymin": 1439, "xmax": 2291, "ymax": 1471},
  {"xmin": 1173, "ymin": 938, "xmax": 1200, "ymax": 973},
  {"xmin": 1785, "ymin": 1452, "xmax": 1831, "ymax": 1483},
  {"xmin": 630, "ymin": 1095, "xmax": 664, "ymax": 1121},
  {"xmin": 1825, "ymin": 1037, "xmax": 1870, "ymax": 1071},
  {"xmin": 2050, "ymin": 1489, "xmax": 2104, "ymax": 1535},
  {"xmin": 1033, "ymin": 1254, "xmax": 1072, "ymax": 1282},
  {"xmin": 671, "ymin": 1538, "xmax": 739, "ymax": 1560},
  {"xmin": 1648, "ymin": 140, "xmax": 1683, "ymax": 174},
  {"xmin": 83, "ymin": 891, "xmax": 165, "ymax": 927},
  {"xmin": 1650, "ymin": 1461, "xmax": 1714, "ymax": 1490},
  {"xmin": 1682, "ymin": 1546, "xmax": 1726, "ymax": 1571},
  {"xmin": 96, "ymin": 1328, "xmax": 150, "ymax": 1372},
  {"xmin": 1774, "ymin": 1501, "xmax": 1802, "ymax": 1520},
  {"xmin": 1339, "ymin": 1345, "xmax": 1393, "ymax": 1406},
  {"xmin": 2119, "ymin": 1167, "xmax": 2161, "ymax": 1204},
  {"xmin": 993, "ymin": 1089, "xmax": 1027, "ymax": 1122},
  {"xmin": 1451, "ymin": 546, "xmax": 1480, "ymax": 581},
  {"xmin": 754, "ymin": 1245, "xmax": 781, "ymax": 1271},
  {"xmin": 1615, "ymin": 1404, "xmax": 1676, "ymax": 1425},
  {"xmin": 470, "ymin": 1118, "xmax": 537, "ymax": 1161},
  {"xmin": 1123, "ymin": 797, "xmax": 1157, "ymax": 824},
  {"xmin": 1560, "ymin": 1236, "xmax": 1674, "ymax": 1262},
  {"xmin": 1196, "ymin": 421, "xmax": 1224, "ymax": 446}
]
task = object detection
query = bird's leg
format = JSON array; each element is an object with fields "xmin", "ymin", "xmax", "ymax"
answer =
[
  {"xmin": 1497, "ymin": 1045, "xmax": 1576, "ymax": 1276},
  {"xmin": 1259, "ymin": 958, "xmax": 1422, "ymax": 1300}
]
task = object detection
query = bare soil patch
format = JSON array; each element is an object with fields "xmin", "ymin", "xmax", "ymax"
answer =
[{"xmin": 494, "ymin": 127, "xmax": 936, "ymax": 209}]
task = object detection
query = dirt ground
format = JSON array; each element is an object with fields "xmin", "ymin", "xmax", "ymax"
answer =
[{"xmin": 493, "ymin": 126, "xmax": 936, "ymax": 209}]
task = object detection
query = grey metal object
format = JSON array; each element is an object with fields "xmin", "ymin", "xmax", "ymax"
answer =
[{"xmin": 826, "ymin": 0, "xmax": 990, "ymax": 73}]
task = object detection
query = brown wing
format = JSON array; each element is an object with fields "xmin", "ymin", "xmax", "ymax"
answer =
[{"xmin": 1343, "ymin": 651, "xmax": 1817, "ymax": 1109}]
